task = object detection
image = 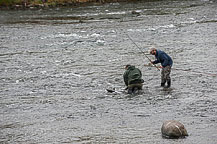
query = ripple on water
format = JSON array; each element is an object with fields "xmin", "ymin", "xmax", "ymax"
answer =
[{"xmin": 0, "ymin": 0, "xmax": 217, "ymax": 143}]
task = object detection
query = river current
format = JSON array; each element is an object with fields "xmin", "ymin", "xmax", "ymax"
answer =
[{"xmin": 0, "ymin": 0, "xmax": 217, "ymax": 143}]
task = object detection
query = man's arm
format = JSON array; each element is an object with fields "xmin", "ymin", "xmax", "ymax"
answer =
[{"xmin": 152, "ymin": 59, "xmax": 160, "ymax": 64}]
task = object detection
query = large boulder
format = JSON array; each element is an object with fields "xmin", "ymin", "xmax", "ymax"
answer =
[{"xmin": 161, "ymin": 120, "xmax": 188, "ymax": 138}]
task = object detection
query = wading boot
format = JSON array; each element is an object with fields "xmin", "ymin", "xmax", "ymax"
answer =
[
  {"xmin": 165, "ymin": 80, "xmax": 171, "ymax": 88},
  {"xmin": 128, "ymin": 88, "xmax": 133, "ymax": 94},
  {"xmin": 161, "ymin": 82, "xmax": 166, "ymax": 87},
  {"xmin": 133, "ymin": 87, "xmax": 139, "ymax": 94}
]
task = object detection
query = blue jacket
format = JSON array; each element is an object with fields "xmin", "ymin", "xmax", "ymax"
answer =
[{"xmin": 153, "ymin": 50, "xmax": 173, "ymax": 67}]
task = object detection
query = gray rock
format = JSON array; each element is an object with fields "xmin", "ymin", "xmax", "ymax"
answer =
[{"xmin": 161, "ymin": 120, "xmax": 188, "ymax": 138}]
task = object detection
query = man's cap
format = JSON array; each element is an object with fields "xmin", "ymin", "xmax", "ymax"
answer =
[{"xmin": 150, "ymin": 48, "xmax": 156, "ymax": 54}]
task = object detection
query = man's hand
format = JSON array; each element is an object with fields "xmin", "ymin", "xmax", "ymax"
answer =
[{"xmin": 147, "ymin": 62, "xmax": 153, "ymax": 66}]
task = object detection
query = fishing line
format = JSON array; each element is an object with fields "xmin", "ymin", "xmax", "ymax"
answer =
[
  {"xmin": 126, "ymin": 34, "xmax": 160, "ymax": 71},
  {"xmin": 144, "ymin": 64, "xmax": 217, "ymax": 77}
]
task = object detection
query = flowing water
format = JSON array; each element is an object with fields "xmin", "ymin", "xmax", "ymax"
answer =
[{"xmin": 0, "ymin": 0, "xmax": 217, "ymax": 143}]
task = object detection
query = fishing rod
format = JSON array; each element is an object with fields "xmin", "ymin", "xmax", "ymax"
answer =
[
  {"xmin": 126, "ymin": 34, "xmax": 160, "ymax": 71},
  {"xmin": 144, "ymin": 64, "xmax": 217, "ymax": 77}
]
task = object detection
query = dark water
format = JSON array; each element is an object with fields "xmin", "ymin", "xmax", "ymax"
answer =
[{"xmin": 0, "ymin": 0, "xmax": 217, "ymax": 143}]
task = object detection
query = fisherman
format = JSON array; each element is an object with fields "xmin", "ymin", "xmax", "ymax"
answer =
[
  {"xmin": 123, "ymin": 65, "xmax": 144, "ymax": 94},
  {"xmin": 149, "ymin": 48, "xmax": 173, "ymax": 88}
]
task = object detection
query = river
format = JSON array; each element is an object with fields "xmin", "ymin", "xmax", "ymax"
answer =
[{"xmin": 0, "ymin": 0, "xmax": 217, "ymax": 143}]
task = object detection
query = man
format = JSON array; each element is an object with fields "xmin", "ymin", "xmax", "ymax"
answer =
[
  {"xmin": 150, "ymin": 48, "xmax": 173, "ymax": 88},
  {"xmin": 123, "ymin": 65, "xmax": 144, "ymax": 94}
]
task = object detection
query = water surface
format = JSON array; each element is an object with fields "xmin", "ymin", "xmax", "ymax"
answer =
[{"xmin": 0, "ymin": 0, "xmax": 217, "ymax": 143}]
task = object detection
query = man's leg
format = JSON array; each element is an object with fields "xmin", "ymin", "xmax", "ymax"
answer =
[
  {"xmin": 127, "ymin": 85, "xmax": 133, "ymax": 94},
  {"xmin": 161, "ymin": 68, "xmax": 167, "ymax": 87},
  {"xmin": 128, "ymin": 88, "xmax": 133, "ymax": 94},
  {"xmin": 164, "ymin": 66, "xmax": 171, "ymax": 88},
  {"xmin": 128, "ymin": 83, "xmax": 143, "ymax": 94}
]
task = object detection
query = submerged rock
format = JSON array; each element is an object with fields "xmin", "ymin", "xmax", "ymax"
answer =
[
  {"xmin": 161, "ymin": 120, "xmax": 188, "ymax": 138},
  {"xmin": 131, "ymin": 10, "xmax": 140, "ymax": 16}
]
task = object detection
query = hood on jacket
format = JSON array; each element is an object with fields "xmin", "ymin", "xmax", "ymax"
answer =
[{"xmin": 127, "ymin": 65, "xmax": 135, "ymax": 70}]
